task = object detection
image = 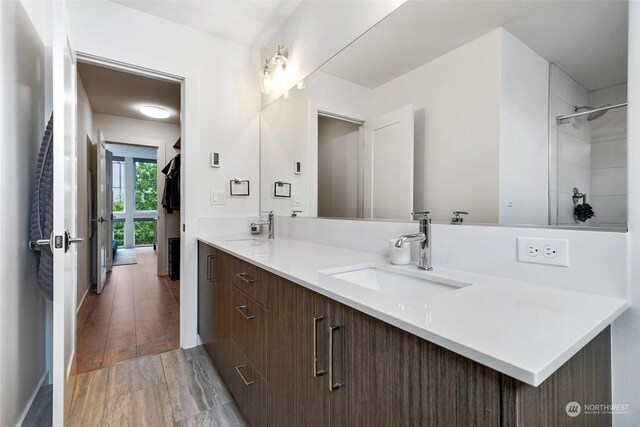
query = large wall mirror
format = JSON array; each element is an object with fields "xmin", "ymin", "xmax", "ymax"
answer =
[{"xmin": 260, "ymin": 0, "xmax": 628, "ymax": 230}]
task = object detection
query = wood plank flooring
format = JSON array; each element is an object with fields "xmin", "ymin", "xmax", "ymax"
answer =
[
  {"xmin": 77, "ymin": 247, "xmax": 180, "ymax": 373},
  {"xmin": 68, "ymin": 347, "xmax": 247, "ymax": 426}
]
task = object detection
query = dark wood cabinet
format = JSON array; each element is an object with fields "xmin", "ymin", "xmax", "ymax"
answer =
[
  {"xmin": 198, "ymin": 243, "xmax": 612, "ymax": 427},
  {"xmin": 267, "ymin": 277, "xmax": 331, "ymax": 427},
  {"xmin": 326, "ymin": 293, "xmax": 500, "ymax": 427}
]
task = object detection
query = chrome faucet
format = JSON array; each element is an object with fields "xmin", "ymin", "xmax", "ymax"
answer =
[
  {"xmin": 451, "ymin": 211, "xmax": 468, "ymax": 224},
  {"xmin": 395, "ymin": 211, "xmax": 432, "ymax": 271},
  {"xmin": 251, "ymin": 211, "xmax": 275, "ymax": 239}
]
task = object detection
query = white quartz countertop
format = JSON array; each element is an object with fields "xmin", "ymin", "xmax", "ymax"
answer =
[{"xmin": 197, "ymin": 235, "xmax": 628, "ymax": 386}]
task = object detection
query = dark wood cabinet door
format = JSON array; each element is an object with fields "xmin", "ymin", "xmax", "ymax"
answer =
[
  {"xmin": 267, "ymin": 278, "xmax": 330, "ymax": 427},
  {"xmin": 197, "ymin": 242, "xmax": 214, "ymax": 350},
  {"xmin": 501, "ymin": 327, "xmax": 611, "ymax": 427},
  {"xmin": 328, "ymin": 300, "xmax": 500, "ymax": 427},
  {"xmin": 210, "ymin": 250, "xmax": 233, "ymax": 379}
]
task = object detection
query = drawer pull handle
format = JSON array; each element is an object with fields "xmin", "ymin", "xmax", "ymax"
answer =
[
  {"xmin": 236, "ymin": 272, "xmax": 255, "ymax": 284},
  {"xmin": 329, "ymin": 325, "xmax": 343, "ymax": 392},
  {"xmin": 236, "ymin": 304, "xmax": 255, "ymax": 320},
  {"xmin": 206, "ymin": 255, "xmax": 217, "ymax": 282},
  {"xmin": 313, "ymin": 316, "xmax": 325, "ymax": 377},
  {"xmin": 235, "ymin": 365, "xmax": 255, "ymax": 386}
]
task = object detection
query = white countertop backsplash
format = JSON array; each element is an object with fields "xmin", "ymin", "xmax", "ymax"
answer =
[{"xmin": 198, "ymin": 233, "xmax": 628, "ymax": 386}]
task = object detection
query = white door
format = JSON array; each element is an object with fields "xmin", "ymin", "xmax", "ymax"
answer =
[
  {"xmin": 52, "ymin": 1, "xmax": 79, "ymax": 425},
  {"xmin": 95, "ymin": 132, "xmax": 111, "ymax": 293},
  {"xmin": 363, "ymin": 105, "xmax": 414, "ymax": 219},
  {"xmin": 106, "ymin": 149, "xmax": 114, "ymax": 272}
]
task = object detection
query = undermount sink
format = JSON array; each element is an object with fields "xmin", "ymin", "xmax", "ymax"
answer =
[
  {"xmin": 320, "ymin": 263, "xmax": 470, "ymax": 300},
  {"xmin": 226, "ymin": 238, "xmax": 269, "ymax": 246}
]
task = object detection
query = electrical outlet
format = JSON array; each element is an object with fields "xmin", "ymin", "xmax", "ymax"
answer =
[
  {"xmin": 517, "ymin": 237, "xmax": 569, "ymax": 267},
  {"xmin": 543, "ymin": 245, "xmax": 557, "ymax": 258}
]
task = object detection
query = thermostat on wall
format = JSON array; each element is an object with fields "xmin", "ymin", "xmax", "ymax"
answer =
[
  {"xmin": 210, "ymin": 152, "xmax": 220, "ymax": 168},
  {"xmin": 294, "ymin": 160, "xmax": 301, "ymax": 175}
]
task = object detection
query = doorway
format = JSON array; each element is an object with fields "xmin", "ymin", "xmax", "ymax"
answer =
[{"xmin": 75, "ymin": 59, "xmax": 183, "ymax": 371}]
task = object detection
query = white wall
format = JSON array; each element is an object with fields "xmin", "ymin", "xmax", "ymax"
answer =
[
  {"xmin": 68, "ymin": 0, "xmax": 261, "ymax": 348},
  {"xmin": 372, "ymin": 29, "xmax": 502, "ymax": 223},
  {"xmin": 498, "ymin": 30, "xmax": 549, "ymax": 225},
  {"xmin": 76, "ymin": 75, "xmax": 93, "ymax": 310},
  {"xmin": 589, "ymin": 83, "xmax": 628, "ymax": 227},
  {"xmin": 260, "ymin": 0, "xmax": 406, "ymax": 106},
  {"xmin": 549, "ymin": 64, "xmax": 592, "ymax": 226},
  {"xmin": 260, "ymin": 70, "xmax": 372, "ymax": 216},
  {"xmin": 612, "ymin": 2, "xmax": 639, "ymax": 425},
  {"xmin": 0, "ymin": 1, "xmax": 49, "ymax": 425}
]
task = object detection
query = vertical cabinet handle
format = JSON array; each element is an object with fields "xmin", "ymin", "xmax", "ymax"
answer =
[
  {"xmin": 236, "ymin": 304, "xmax": 255, "ymax": 320},
  {"xmin": 328, "ymin": 325, "xmax": 343, "ymax": 391},
  {"xmin": 206, "ymin": 255, "xmax": 217, "ymax": 282},
  {"xmin": 235, "ymin": 365, "xmax": 255, "ymax": 386},
  {"xmin": 313, "ymin": 316, "xmax": 325, "ymax": 377}
]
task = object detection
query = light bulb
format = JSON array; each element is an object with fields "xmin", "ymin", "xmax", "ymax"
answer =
[
  {"xmin": 284, "ymin": 91, "xmax": 290, "ymax": 99},
  {"xmin": 262, "ymin": 65, "xmax": 272, "ymax": 94},
  {"xmin": 297, "ymin": 80, "xmax": 305, "ymax": 90}
]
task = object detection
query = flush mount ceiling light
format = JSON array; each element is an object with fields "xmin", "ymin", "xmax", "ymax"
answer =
[
  {"xmin": 261, "ymin": 45, "xmax": 289, "ymax": 95},
  {"xmin": 140, "ymin": 105, "xmax": 170, "ymax": 119}
]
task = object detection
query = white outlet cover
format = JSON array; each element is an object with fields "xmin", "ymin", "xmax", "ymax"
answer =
[{"xmin": 517, "ymin": 237, "xmax": 569, "ymax": 267}]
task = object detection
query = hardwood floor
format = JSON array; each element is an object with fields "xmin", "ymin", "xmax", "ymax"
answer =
[
  {"xmin": 68, "ymin": 347, "xmax": 247, "ymax": 427},
  {"xmin": 77, "ymin": 247, "xmax": 180, "ymax": 373}
]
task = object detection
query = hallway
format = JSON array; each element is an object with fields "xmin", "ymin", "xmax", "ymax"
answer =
[{"xmin": 77, "ymin": 247, "xmax": 180, "ymax": 372}]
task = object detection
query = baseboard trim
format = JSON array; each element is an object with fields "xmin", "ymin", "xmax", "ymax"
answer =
[
  {"xmin": 16, "ymin": 370, "xmax": 49, "ymax": 427},
  {"xmin": 76, "ymin": 283, "xmax": 91, "ymax": 314}
]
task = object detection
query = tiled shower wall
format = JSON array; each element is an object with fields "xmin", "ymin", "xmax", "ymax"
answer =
[
  {"xmin": 589, "ymin": 83, "xmax": 628, "ymax": 227},
  {"xmin": 549, "ymin": 64, "xmax": 592, "ymax": 226}
]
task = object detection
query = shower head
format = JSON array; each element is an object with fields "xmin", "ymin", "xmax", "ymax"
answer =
[
  {"xmin": 573, "ymin": 104, "xmax": 612, "ymax": 121},
  {"xmin": 587, "ymin": 104, "xmax": 611, "ymax": 121}
]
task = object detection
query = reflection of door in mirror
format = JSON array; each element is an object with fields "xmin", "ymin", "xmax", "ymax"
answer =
[
  {"xmin": 317, "ymin": 106, "xmax": 414, "ymax": 220},
  {"xmin": 318, "ymin": 115, "xmax": 363, "ymax": 218}
]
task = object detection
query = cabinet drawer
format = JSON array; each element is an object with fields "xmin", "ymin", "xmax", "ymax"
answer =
[
  {"xmin": 232, "ymin": 286, "xmax": 267, "ymax": 378},
  {"xmin": 227, "ymin": 340, "xmax": 267, "ymax": 427},
  {"xmin": 231, "ymin": 258, "xmax": 268, "ymax": 308}
]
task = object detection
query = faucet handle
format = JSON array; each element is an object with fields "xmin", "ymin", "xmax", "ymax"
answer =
[
  {"xmin": 411, "ymin": 211, "xmax": 430, "ymax": 219},
  {"xmin": 451, "ymin": 211, "xmax": 468, "ymax": 223}
]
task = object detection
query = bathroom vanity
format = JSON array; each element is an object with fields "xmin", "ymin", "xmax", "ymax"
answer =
[{"xmin": 197, "ymin": 237, "xmax": 625, "ymax": 426}]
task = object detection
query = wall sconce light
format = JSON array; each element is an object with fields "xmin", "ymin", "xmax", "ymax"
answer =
[{"xmin": 262, "ymin": 45, "xmax": 289, "ymax": 95}]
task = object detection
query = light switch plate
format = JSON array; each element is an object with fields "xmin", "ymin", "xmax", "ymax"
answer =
[
  {"xmin": 210, "ymin": 190, "xmax": 225, "ymax": 205},
  {"xmin": 290, "ymin": 193, "xmax": 302, "ymax": 206},
  {"xmin": 517, "ymin": 237, "xmax": 569, "ymax": 267}
]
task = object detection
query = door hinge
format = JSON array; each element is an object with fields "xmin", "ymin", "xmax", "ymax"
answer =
[{"xmin": 182, "ymin": 224, "xmax": 185, "ymax": 232}]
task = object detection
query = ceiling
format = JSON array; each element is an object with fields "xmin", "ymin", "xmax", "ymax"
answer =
[
  {"xmin": 321, "ymin": 0, "xmax": 628, "ymax": 91},
  {"xmin": 78, "ymin": 62, "xmax": 181, "ymax": 124},
  {"xmin": 110, "ymin": 0, "xmax": 303, "ymax": 47}
]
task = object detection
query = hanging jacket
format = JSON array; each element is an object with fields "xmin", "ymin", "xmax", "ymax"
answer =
[
  {"xmin": 29, "ymin": 113, "xmax": 54, "ymax": 300},
  {"xmin": 162, "ymin": 153, "xmax": 180, "ymax": 213}
]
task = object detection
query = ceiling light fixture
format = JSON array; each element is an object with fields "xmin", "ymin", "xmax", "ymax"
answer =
[
  {"xmin": 140, "ymin": 105, "xmax": 170, "ymax": 119},
  {"xmin": 261, "ymin": 45, "xmax": 289, "ymax": 95}
]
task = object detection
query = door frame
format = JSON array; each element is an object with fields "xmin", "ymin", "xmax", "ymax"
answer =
[
  {"xmin": 102, "ymin": 140, "xmax": 166, "ymax": 274},
  {"xmin": 74, "ymin": 52, "xmax": 188, "ymax": 344},
  {"xmin": 308, "ymin": 101, "xmax": 366, "ymax": 217}
]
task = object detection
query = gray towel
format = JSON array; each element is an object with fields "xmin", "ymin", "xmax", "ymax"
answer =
[{"xmin": 29, "ymin": 113, "xmax": 54, "ymax": 300}]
